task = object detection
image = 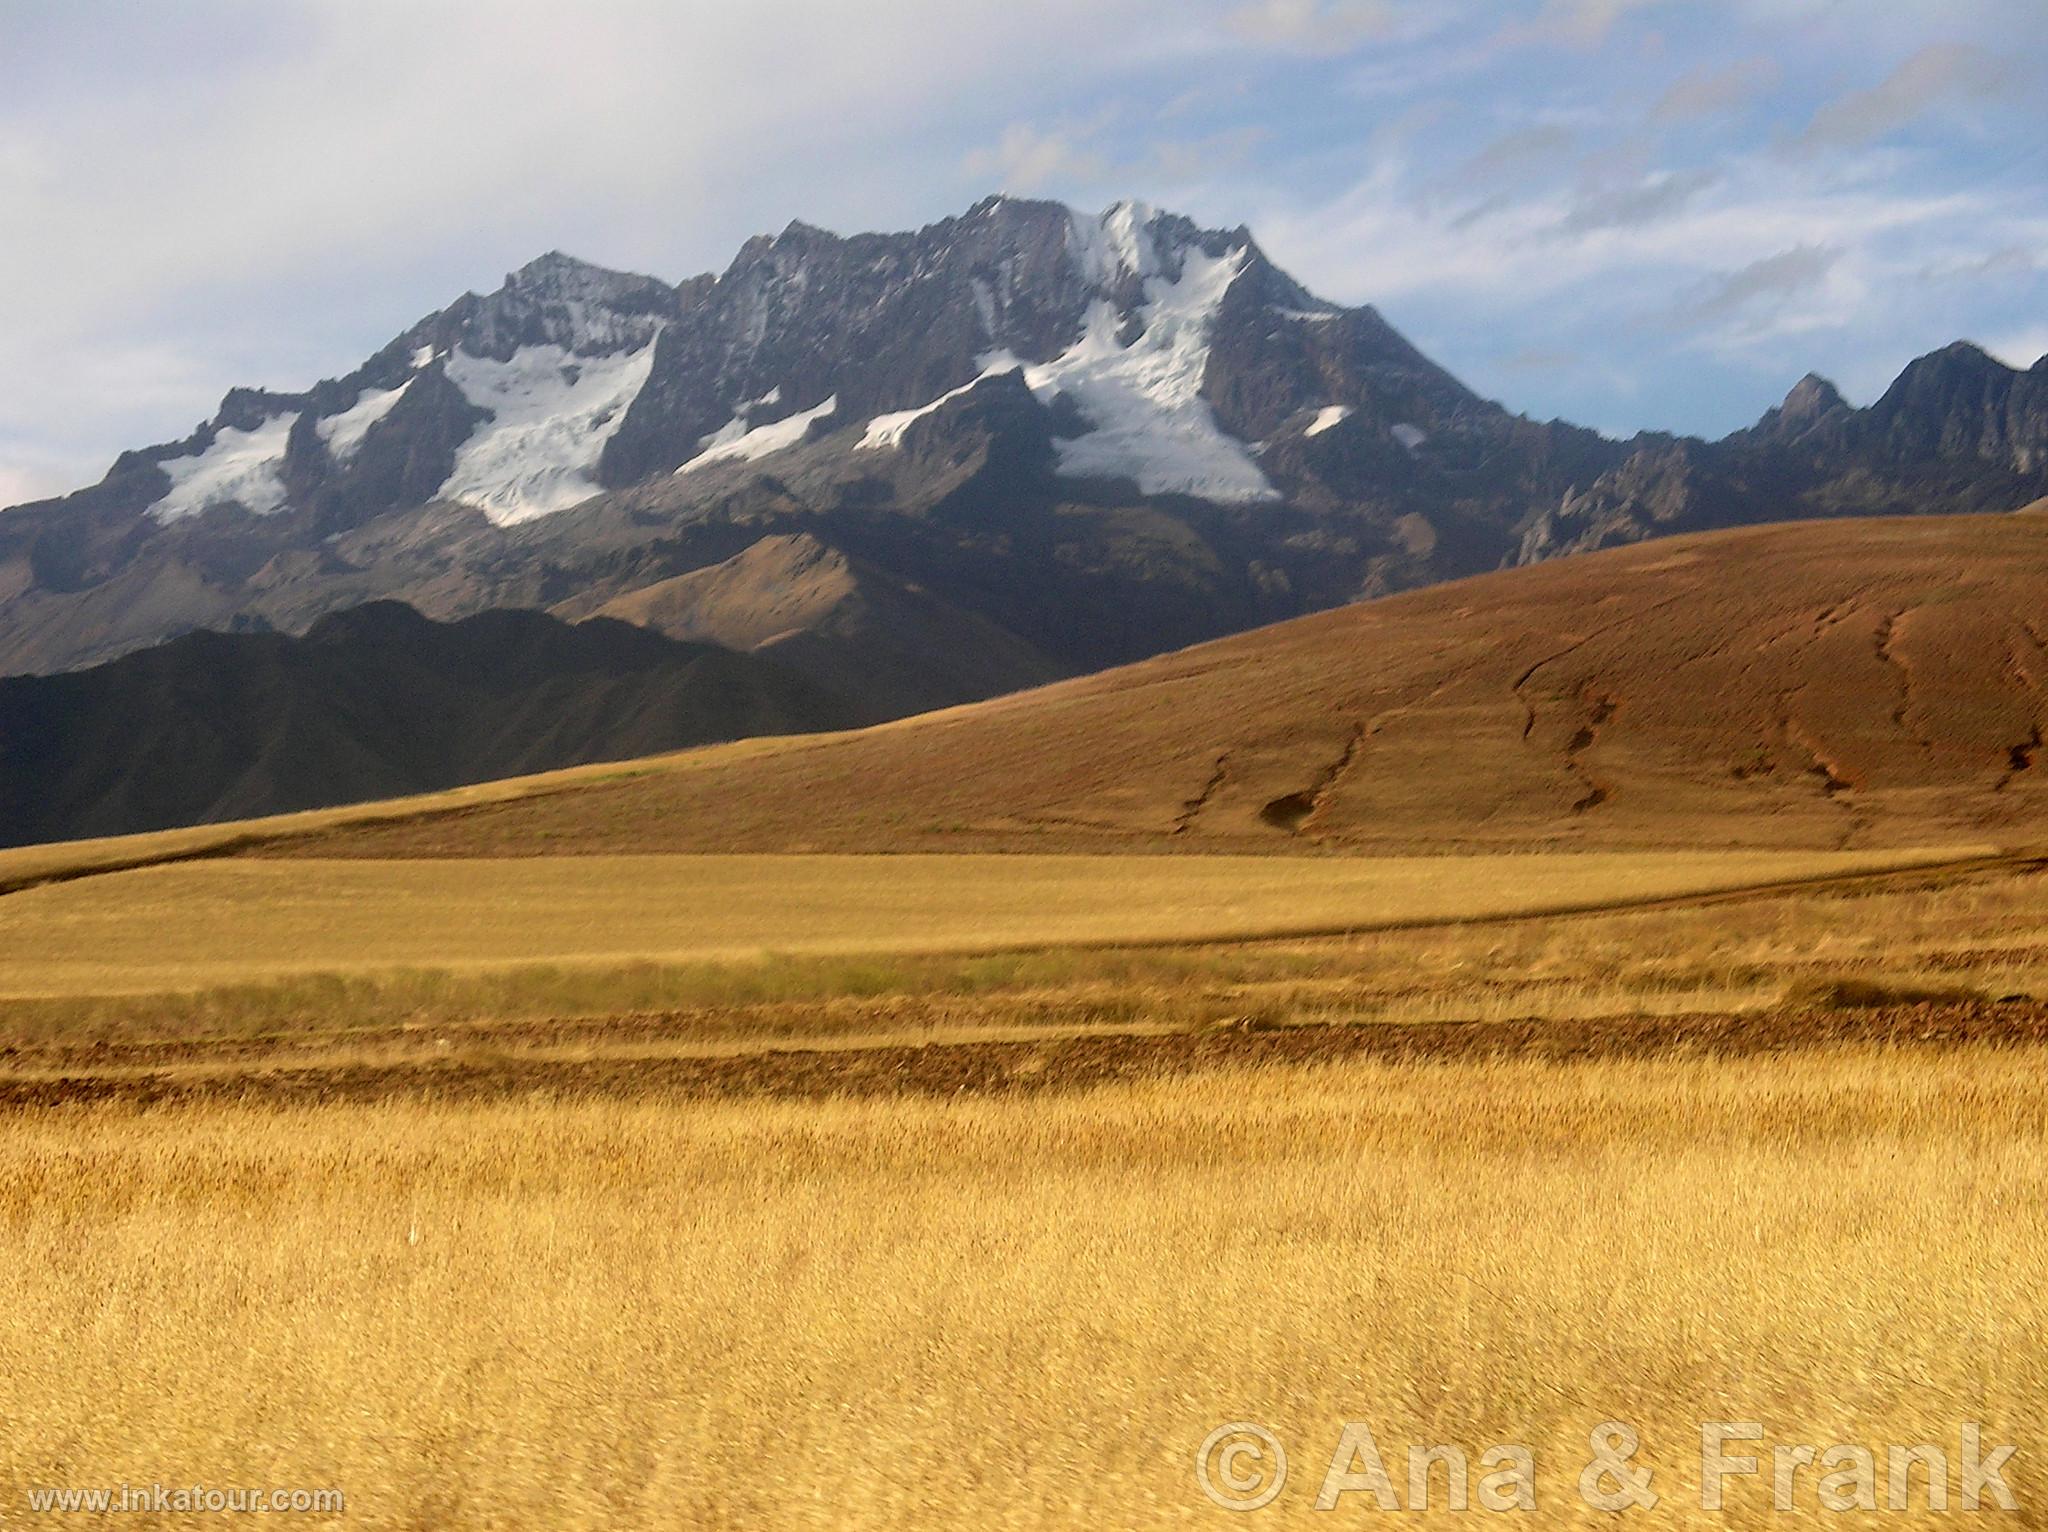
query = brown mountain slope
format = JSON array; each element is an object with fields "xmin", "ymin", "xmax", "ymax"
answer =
[
  {"xmin": 563, "ymin": 533, "xmax": 1064, "ymax": 721},
  {"xmin": 265, "ymin": 513, "xmax": 2048, "ymax": 858}
]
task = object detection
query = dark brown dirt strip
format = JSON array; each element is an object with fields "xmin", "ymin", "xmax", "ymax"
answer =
[{"xmin": 1, "ymin": 1000, "xmax": 2042, "ymax": 1113}]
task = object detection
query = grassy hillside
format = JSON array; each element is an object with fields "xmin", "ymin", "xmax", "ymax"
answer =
[{"xmin": 240, "ymin": 513, "xmax": 2048, "ymax": 861}]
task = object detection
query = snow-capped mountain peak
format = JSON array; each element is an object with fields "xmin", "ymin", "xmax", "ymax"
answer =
[{"xmin": 90, "ymin": 196, "xmax": 1470, "ymax": 534}]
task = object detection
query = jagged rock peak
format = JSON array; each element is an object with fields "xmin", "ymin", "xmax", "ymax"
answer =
[
  {"xmin": 1776, "ymin": 372, "xmax": 1845, "ymax": 424},
  {"xmin": 1743, "ymin": 371, "xmax": 1850, "ymax": 445},
  {"xmin": 503, "ymin": 249, "xmax": 671, "ymax": 303},
  {"xmin": 1780, "ymin": 372, "xmax": 1846, "ymax": 421},
  {"xmin": 1913, "ymin": 339, "xmax": 2008, "ymax": 376}
]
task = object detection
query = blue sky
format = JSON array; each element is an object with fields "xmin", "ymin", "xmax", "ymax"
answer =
[{"xmin": 1, "ymin": 0, "xmax": 2043, "ymax": 506}]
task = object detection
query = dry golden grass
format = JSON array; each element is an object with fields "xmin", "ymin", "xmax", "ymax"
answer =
[
  {"xmin": 0, "ymin": 1043, "xmax": 2041, "ymax": 1528},
  {"xmin": 4, "ymin": 850, "xmax": 2046, "ymax": 1526},
  {"xmin": 0, "ymin": 846, "xmax": 1995, "ymax": 1000},
  {"xmin": 1, "ymin": 852, "xmax": 2040, "ymax": 1077}
]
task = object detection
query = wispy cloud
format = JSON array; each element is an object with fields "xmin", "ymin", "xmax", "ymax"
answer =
[
  {"xmin": 1499, "ymin": 0, "xmax": 1666, "ymax": 50},
  {"xmin": 1667, "ymin": 244, "xmax": 1840, "ymax": 331},
  {"xmin": 1652, "ymin": 57, "xmax": 1779, "ymax": 123},
  {"xmin": 1454, "ymin": 123, "xmax": 1579, "ymax": 185},
  {"xmin": 1791, "ymin": 43, "xmax": 2015, "ymax": 154},
  {"xmin": 963, "ymin": 122, "xmax": 1113, "ymax": 191},
  {"xmin": 1560, "ymin": 168, "xmax": 1719, "ymax": 232},
  {"xmin": 963, "ymin": 116, "xmax": 1268, "ymax": 197},
  {"xmin": 1918, "ymin": 246, "xmax": 2035, "ymax": 283}
]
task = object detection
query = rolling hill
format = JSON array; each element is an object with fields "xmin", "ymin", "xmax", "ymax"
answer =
[{"xmin": 202, "ymin": 511, "xmax": 2048, "ymax": 862}]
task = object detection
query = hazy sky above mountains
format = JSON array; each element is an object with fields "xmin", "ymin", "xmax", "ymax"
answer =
[{"xmin": 2, "ymin": 0, "xmax": 2043, "ymax": 506}]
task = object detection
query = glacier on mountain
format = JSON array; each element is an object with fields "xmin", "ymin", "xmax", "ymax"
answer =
[
  {"xmin": 317, "ymin": 378, "xmax": 413, "ymax": 462},
  {"xmin": 676, "ymin": 395, "xmax": 840, "ymax": 474},
  {"xmin": 1022, "ymin": 237, "xmax": 1275, "ymax": 503},
  {"xmin": 150, "ymin": 413, "xmax": 296, "ymax": 522},
  {"xmin": 858, "ymin": 352, "xmax": 1022, "ymax": 451},
  {"xmin": 441, "ymin": 342, "xmax": 658, "ymax": 524}
]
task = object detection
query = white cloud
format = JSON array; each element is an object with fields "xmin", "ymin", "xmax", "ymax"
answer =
[
  {"xmin": 0, "ymin": 457, "xmax": 68, "ymax": 511},
  {"xmin": 1560, "ymin": 168, "xmax": 1720, "ymax": 232},
  {"xmin": 1665, "ymin": 244, "xmax": 1842, "ymax": 333},
  {"xmin": 1499, "ymin": 0, "xmax": 1666, "ymax": 49},
  {"xmin": 1452, "ymin": 123, "xmax": 1579, "ymax": 186},
  {"xmin": 1245, "ymin": 133, "xmax": 2031, "ymax": 426}
]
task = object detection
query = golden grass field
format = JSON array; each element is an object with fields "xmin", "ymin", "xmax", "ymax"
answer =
[
  {"xmin": 0, "ymin": 844, "xmax": 1995, "ymax": 998},
  {"xmin": 3, "ymin": 843, "xmax": 2048, "ymax": 1526},
  {"xmin": 1, "ymin": 1039, "xmax": 2041, "ymax": 1528}
]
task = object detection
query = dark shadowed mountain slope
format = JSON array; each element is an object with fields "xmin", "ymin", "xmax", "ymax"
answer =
[{"xmin": 0, "ymin": 603, "xmax": 858, "ymax": 847}]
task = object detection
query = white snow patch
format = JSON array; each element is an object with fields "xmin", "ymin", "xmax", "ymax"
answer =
[
  {"xmin": 970, "ymin": 277, "xmax": 998, "ymax": 339},
  {"xmin": 441, "ymin": 342, "xmax": 658, "ymax": 525},
  {"xmin": 690, "ymin": 386, "xmax": 791, "ymax": 455},
  {"xmin": 676, "ymin": 395, "xmax": 838, "ymax": 474},
  {"xmin": 858, "ymin": 350, "xmax": 1021, "ymax": 451},
  {"xmin": 1101, "ymin": 200, "xmax": 1160, "ymax": 278},
  {"xmin": 150, "ymin": 413, "xmax": 296, "ymax": 522},
  {"xmin": 694, "ymin": 413, "xmax": 753, "ymax": 454},
  {"xmin": 1391, "ymin": 423, "xmax": 1428, "ymax": 450},
  {"xmin": 1304, "ymin": 405, "xmax": 1352, "ymax": 438},
  {"xmin": 1020, "ymin": 242, "xmax": 1277, "ymax": 503},
  {"xmin": 1276, "ymin": 308, "xmax": 1340, "ymax": 323},
  {"xmin": 317, "ymin": 378, "xmax": 412, "ymax": 462},
  {"xmin": 1067, "ymin": 199, "xmax": 1160, "ymax": 287},
  {"xmin": 411, "ymin": 344, "xmax": 440, "ymax": 369}
]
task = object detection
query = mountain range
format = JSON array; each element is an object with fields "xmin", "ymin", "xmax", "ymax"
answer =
[
  {"xmin": 5, "ymin": 195, "xmax": 2045, "ymax": 693},
  {"xmin": 1, "ymin": 194, "xmax": 2045, "ymax": 845}
]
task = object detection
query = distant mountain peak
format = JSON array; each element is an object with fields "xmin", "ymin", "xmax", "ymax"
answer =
[
  {"xmin": 487, "ymin": 250, "xmax": 673, "ymax": 325},
  {"xmin": 1785, "ymin": 371, "xmax": 1845, "ymax": 408},
  {"xmin": 1779, "ymin": 372, "xmax": 1847, "ymax": 424}
]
